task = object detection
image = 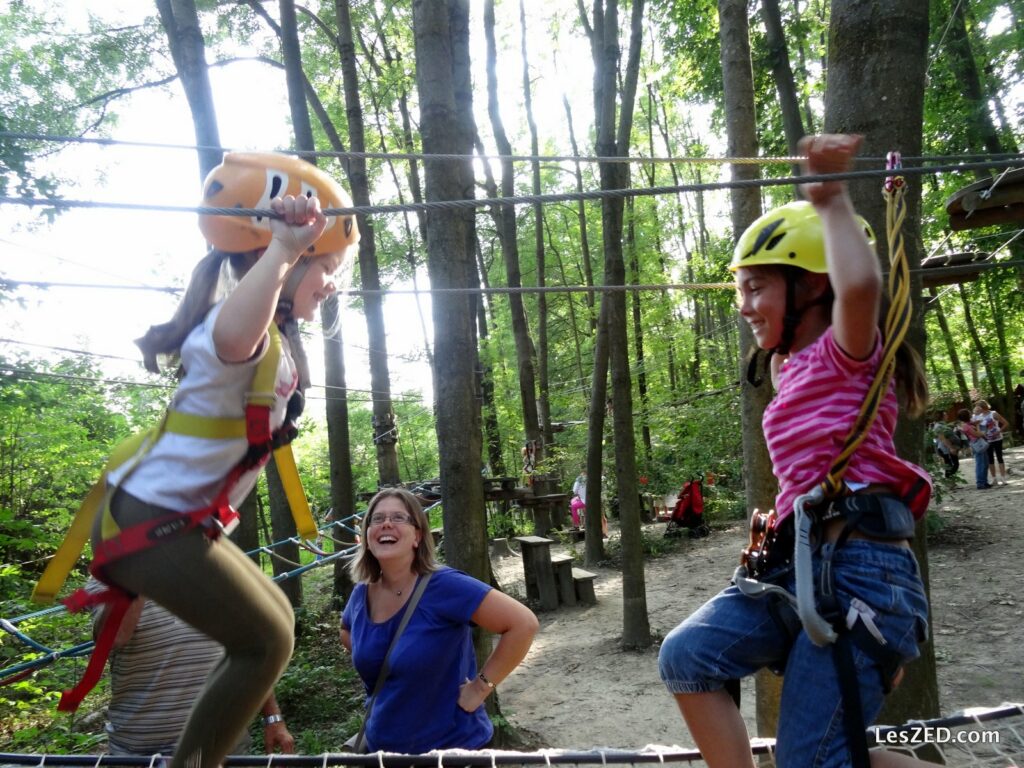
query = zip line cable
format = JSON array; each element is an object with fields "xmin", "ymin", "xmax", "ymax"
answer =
[
  {"xmin": 4, "ymin": 157, "xmax": 1024, "ymax": 219},
  {"xmin": 3, "ymin": 260, "xmax": 1020, "ymax": 300},
  {"xmin": 5, "ymin": 129, "xmax": 1024, "ymax": 167},
  {"xmin": 0, "ymin": 364, "xmax": 424, "ymax": 403},
  {"xmin": 0, "ymin": 278, "xmax": 181, "ymax": 294}
]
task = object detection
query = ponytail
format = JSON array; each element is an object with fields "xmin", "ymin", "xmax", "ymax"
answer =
[
  {"xmin": 135, "ymin": 250, "xmax": 229, "ymax": 373},
  {"xmin": 895, "ymin": 342, "xmax": 928, "ymax": 419}
]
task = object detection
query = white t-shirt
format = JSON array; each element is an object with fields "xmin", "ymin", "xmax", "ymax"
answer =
[{"xmin": 108, "ymin": 302, "xmax": 298, "ymax": 512}]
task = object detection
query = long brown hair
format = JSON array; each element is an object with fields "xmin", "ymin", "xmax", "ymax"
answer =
[
  {"xmin": 135, "ymin": 250, "xmax": 255, "ymax": 373},
  {"xmin": 349, "ymin": 488, "xmax": 438, "ymax": 583}
]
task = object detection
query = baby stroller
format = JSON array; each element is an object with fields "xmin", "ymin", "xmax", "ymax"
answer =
[{"xmin": 664, "ymin": 476, "xmax": 709, "ymax": 539}]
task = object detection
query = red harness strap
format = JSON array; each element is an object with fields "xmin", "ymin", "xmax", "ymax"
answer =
[{"xmin": 57, "ymin": 450, "xmax": 265, "ymax": 711}]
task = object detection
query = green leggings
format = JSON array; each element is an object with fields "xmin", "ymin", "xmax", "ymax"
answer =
[{"xmin": 94, "ymin": 489, "xmax": 295, "ymax": 768}]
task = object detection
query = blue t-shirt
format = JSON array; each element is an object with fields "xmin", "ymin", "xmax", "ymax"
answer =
[{"xmin": 342, "ymin": 566, "xmax": 493, "ymax": 753}]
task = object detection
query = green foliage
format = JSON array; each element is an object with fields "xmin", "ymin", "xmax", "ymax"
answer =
[
  {"xmin": 0, "ymin": 2, "xmax": 164, "ymax": 199},
  {"xmin": 263, "ymin": 572, "xmax": 366, "ymax": 753},
  {"xmin": 0, "ymin": 354, "xmax": 168, "ymax": 600}
]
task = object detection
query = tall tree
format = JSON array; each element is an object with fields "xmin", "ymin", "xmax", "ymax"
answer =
[
  {"xmin": 154, "ymin": 0, "xmax": 221, "ymax": 179},
  {"xmin": 586, "ymin": 0, "xmax": 651, "ymax": 649},
  {"xmin": 760, "ymin": 0, "xmax": 805, "ymax": 160},
  {"xmin": 336, "ymin": 0, "xmax": 402, "ymax": 486},
  {"xmin": 411, "ymin": 0, "xmax": 488, "ymax": 583},
  {"xmin": 824, "ymin": 0, "xmax": 940, "ymax": 725},
  {"xmin": 482, "ymin": 0, "xmax": 543, "ymax": 472},
  {"xmin": 519, "ymin": 0, "xmax": 554, "ymax": 456},
  {"xmin": 717, "ymin": 0, "xmax": 779, "ymax": 737},
  {"xmin": 323, "ymin": 298, "xmax": 357, "ymax": 606},
  {"xmin": 927, "ymin": 288, "xmax": 971, "ymax": 405}
]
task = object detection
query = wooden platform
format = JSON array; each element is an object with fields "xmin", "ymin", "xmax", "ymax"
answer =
[{"xmin": 946, "ymin": 168, "xmax": 1024, "ymax": 231}]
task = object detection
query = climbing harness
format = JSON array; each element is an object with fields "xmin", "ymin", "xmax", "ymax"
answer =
[
  {"xmin": 735, "ymin": 152, "xmax": 920, "ymax": 767},
  {"xmin": 32, "ymin": 323, "xmax": 318, "ymax": 711}
]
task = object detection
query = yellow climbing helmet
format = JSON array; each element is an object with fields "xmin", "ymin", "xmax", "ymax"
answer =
[
  {"xmin": 198, "ymin": 152, "xmax": 359, "ymax": 255},
  {"xmin": 729, "ymin": 200, "xmax": 874, "ymax": 274}
]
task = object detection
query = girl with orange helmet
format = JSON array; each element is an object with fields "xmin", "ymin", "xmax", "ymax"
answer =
[
  {"xmin": 658, "ymin": 136, "xmax": 931, "ymax": 768},
  {"xmin": 95, "ymin": 153, "xmax": 358, "ymax": 768}
]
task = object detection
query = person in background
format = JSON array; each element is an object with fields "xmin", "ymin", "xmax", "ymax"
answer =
[
  {"xmin": 929, "ymin": 417, "xmax": 959, "ymax": 478},
  {"xmin": 957, "ymin": 408, "xmax": 991, "ymax": 490},
  {"xmin": 570, "ymin": 469, "xmax": 588, "ymax": 528},
  {"xmin": 340, "ymin": 488, "xmax": 538, "ymax": 753},
  {"xmin": 572, "ymin": 469, "xmax": 588, "ymax": 506},
  {"xmin": 92, "ymin": 590, "xmax": 294, "ymax": 757},
  {"xmin": 971, "ymin": 400, "xmax": 1010, "ymax": 486}
]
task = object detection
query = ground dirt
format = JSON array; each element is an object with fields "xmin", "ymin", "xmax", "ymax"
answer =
[{"xmin": 493, "ymin": 445, "xmax": 1024, "ymax": 752}]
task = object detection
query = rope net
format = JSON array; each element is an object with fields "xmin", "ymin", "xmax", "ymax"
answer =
[{"xmin": 0, "ymin": 704, "xmax": 1019, "ymax": 766}]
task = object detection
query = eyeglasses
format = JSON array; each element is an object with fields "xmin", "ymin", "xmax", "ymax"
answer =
[{"xmin": 367, "ymin": 512, "xmax": 416, "ymax": 526}]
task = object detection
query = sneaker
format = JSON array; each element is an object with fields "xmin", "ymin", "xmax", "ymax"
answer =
[{"xmin": 998, "ymin": 479, "xmax": 1007, "ymax": 486}]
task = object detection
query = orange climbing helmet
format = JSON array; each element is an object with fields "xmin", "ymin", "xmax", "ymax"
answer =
[
  {"xmin": 730, "ymin": 200, "xmax": 874, "ymax": 274},
  {"xmin": 198, "ymin": 152, "xmax": 359, "ymax": 255}
]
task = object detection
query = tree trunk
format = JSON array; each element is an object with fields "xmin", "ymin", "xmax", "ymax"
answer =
[
  {"xmin": 412, "ymin": 0, "xmax": 488, "ymax": 576},
  {"xmin": 927, "ymin": 288, "xmax": 971, "ymax": 405},
  {"xmin": 336, "ymin": 0, "xmax": 401, "ymax": 486},
  {"xmin": 584, "ymin": 298, "xmax": 610, "ymax": 567},
  {"xmin": 825, "ymin": 0, "xmax": 940, "ymax": 726},
  {"xmin": 561, "ymin": 90, "xmax": 597, "ymax": 327},
  {"xmin": 957, "ymin": 282, "xmax": 997, "ymax": 396},
  {"xmin": 983, "ymin": 273, "xmax": 1016, "ymax": 423},
  {"xmin": 945, "ymin": 0, "xmax": 1006, "ymax": 169},
  {"xmin": 628, "ymin": 202, "xmax": 653, "ymax": 463},
  {"xmin": 718, "ymin": 0, "xmax": 775, "ymax": 734},
  {"xmin": 519, "ymin": 0, "xmax": 553, "ymax": 457},
  {"xmin": 154, "ymin": 0, "xmax": 221, "ymax": 180},
  {"xmin": 232, "ymin": 488, "xmax": 262, "ymax": 567},
  {"xmin": 278, "ymin": 0, "xmax": 314, "ymax": 157},
  {"xmin": 590, "ymin": 0, "xmax": 650, "ymax": 650},
  {"xmin": 482, "ymin": 0, "xmax": 543, "ymax": 470},
  {"xmin": 323, "ymin": 295, "xmax": 357, "ymax": 608},
  {"xmin": 266, "ymin": 457, "xmax": 302, "ymax": 608},
  {"xmin": 474, "ymin": 237, "xmax": 507, "ymax": 478},
  {"xmin": 761, "ymin": 0, "xmax": 805, "ymax": 165}
]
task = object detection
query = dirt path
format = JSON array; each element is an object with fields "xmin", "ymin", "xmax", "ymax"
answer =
[{"xmin": 494, "ymin": 445, "xmax": 1024, "ymax": 751}]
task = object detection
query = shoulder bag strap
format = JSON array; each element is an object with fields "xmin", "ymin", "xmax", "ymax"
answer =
[{"xmin": 355, "ymin": 571, "xmax": 433, "ymax": 750}]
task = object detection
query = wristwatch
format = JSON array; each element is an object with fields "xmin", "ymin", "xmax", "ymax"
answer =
[
  {"xmin": 478, "ymin": 672, "xmax": 496, "ymax": 690},
  {"xmin": 264, "ymin": 713, "xmax": 285, "ymax": 726}
]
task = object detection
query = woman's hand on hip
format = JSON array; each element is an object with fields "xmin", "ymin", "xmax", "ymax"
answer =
[{"xmin": 457, "ymin": 675, "xmax": 492, "ymax": 713}]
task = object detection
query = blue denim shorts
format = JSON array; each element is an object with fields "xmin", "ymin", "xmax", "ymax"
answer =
[{"xmin": 658, "ymin": 540, "xmax": 929, "ymax": 768}]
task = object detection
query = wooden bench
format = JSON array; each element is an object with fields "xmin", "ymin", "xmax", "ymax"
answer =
[
  {"xmin": 550, "ymin": 553, "xmax": 576, "ymax": 607},
  {"xmin": 514, "ymin": 535, "xmax": 558, "ymax": 611},
  {"xmin": 572, "ymin": 567, "xmax": 598, "ymax": 605}
]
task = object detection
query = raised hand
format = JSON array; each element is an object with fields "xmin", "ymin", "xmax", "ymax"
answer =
[
  {"xmin": 798, "ymin": 133, "xmax": 863, "ymax": 207},
  {"xmin": 269, "ymin": 194, "xmax": 328, "ymax": 260}
]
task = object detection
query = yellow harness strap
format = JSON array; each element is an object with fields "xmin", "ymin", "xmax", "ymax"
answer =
[{"xmin": 32, "ymin": 325, "xmax": 316, "ymax": 605}]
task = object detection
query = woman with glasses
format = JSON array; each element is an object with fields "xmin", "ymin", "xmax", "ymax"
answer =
[{"xmin": 340, "ymin": 488, "xmax": 539, "ymax": 753}]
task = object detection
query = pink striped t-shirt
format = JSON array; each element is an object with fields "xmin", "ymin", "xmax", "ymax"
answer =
[{"xmin": 763, "ymin": 327, "xmax": 931, "ymax": 522}]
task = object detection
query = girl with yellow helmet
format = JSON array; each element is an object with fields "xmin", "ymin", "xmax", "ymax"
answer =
[
  {"xmin": 96, "ymin": 153, "xmax": 357, "ymax": 768},
  {"xmin": 658, "ymin": 135, "xmax": 932, "ymax": 768}
]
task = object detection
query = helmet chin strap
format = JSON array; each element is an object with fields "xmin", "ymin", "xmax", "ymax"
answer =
[{"xmin": 746, "ymin": 270, "xmax": 832, "ymax": 387}]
